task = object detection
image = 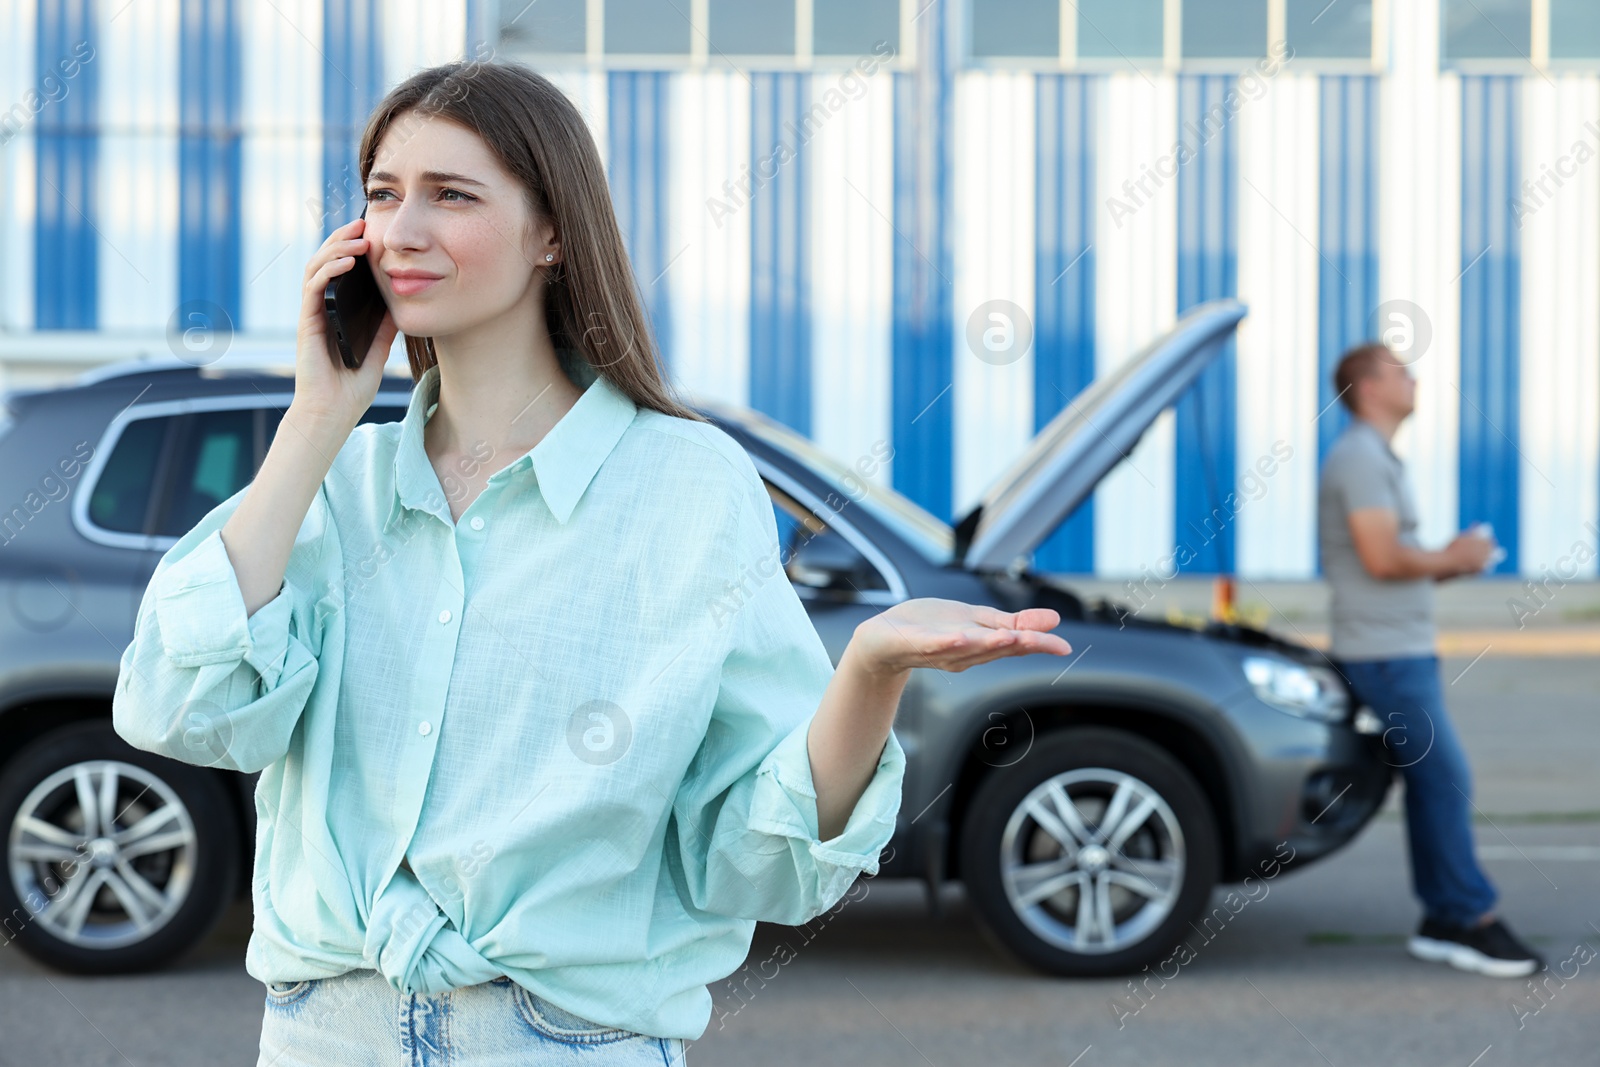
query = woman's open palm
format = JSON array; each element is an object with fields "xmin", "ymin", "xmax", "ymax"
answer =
[{"xmin": 853, "ymin": 598, "xmax": 1073, "ymax": 676}]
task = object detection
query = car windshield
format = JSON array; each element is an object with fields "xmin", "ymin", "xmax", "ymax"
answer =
[{"xmin": 719, "ymin": 410, "xmax": 956, "ymax": 566}]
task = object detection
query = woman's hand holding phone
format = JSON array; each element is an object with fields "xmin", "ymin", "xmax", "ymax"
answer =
[
  {"xmin": 221, "ymin": 217, "xmax": 400, "ymax": 618},
  {"xmin": 292, "ymin": 216, "xmax": 399, "ymax": 429}
]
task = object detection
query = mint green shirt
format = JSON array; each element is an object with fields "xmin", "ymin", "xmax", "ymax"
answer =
[{"xmin": 111, "ymin": 361, "xmax": 906, "ymax": 1040}]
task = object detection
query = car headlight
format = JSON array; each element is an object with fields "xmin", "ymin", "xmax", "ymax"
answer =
[{"xmin": 1241, "ymin": 656, "xmax": 1349, "ymax": 722}]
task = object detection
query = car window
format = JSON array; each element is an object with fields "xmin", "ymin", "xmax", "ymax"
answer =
[
  {"xmin": 258, "ymin": 399, "xmax": 408, "ymax": 449},
  {"xmin": 87, "ymin": 398, "xmax": 414, "ymax": 543},
  {"xmin": 727, "ymin": 414, "xmax": 954, "ymax": 566},
  {"xmin": 768, "ymin": 483, "xmax": 818, "ymax": 556},
  {"xmin": 260, "ymin": 406, "xmax": 285, "ymax": 447},
  {"xmin": 359, "ymin": 403, "xmax": 409, "ymax": 426},
  {"xmin": 764, "ymin": 479, "xmax": 890, "ymax": 593},
  {"xmin": 155, "ymin": 409, "xmax": 256, "ymax": 537},
  {"xmin": 88, "ymin": 415, "xmax": 173, "ymax": 534}
]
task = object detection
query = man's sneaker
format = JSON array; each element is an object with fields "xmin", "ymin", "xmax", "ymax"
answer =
[{"xmin": 1408, "ymin": 917, "xmax": 1545, "ymax": 977}]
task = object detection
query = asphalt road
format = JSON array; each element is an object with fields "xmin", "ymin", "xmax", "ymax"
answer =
[{"xmin": 3, "ymin": 654, "xmax": 1596, "ymax": 1066}]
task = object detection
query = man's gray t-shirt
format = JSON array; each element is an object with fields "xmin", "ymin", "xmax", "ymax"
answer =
[{"xmin": 1316, "ymin": 419, "xmax": 1436, "ymax": 660}]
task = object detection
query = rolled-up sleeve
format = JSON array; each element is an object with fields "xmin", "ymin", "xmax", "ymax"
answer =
[
  {"xmin": 743, "ymin": 707, "xmax": 906, "ymax": 909},
  {"xmin": 112, "ymin": 483, "xmax": 339, "ymax": 774},
  {"xmin": 671, "ymin": 456, "xmax": 906, "ymax": 926},
  {"xmin": 153, "ymin": 527, "xmax": 299, "ymax": 683}
]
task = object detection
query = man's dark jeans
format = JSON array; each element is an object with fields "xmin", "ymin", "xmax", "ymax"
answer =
[{"xmin": 1335, "ymin": 654, "xmax": 1497, "ymax": 927}]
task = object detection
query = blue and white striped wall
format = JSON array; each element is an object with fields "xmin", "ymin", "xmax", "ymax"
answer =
[
  {"xmin": 1, "ymin": 0, "xmax": 1597, "ymax": 579},
  {"xmin": 3, "ymin": 0, "xmax": 463, "ymax": 338}
]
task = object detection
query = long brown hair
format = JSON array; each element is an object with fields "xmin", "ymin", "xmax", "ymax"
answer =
[{"xmin": 355, "ymin": 59, "xmax": 707, "ymax": 423}]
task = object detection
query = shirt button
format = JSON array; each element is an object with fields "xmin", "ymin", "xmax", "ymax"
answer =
[
  {"xmin": 438, "ymin": 609, "xmax": 452, "ymax": 624},
  {"xmin": 469, "ymin": 516, "xmax": 485, "ymax": 531},
  {"xmin": 418, "ymin": 721, "xmax": 432, "ymax": 736}
]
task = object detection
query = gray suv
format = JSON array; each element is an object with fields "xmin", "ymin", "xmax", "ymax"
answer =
[{"xmin": 0, "ymin": 300, "xmax": 1392, "ymax": 980}]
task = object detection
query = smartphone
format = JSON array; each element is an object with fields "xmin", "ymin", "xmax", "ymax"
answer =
[
  {"xmin": 1467, "ymin": 521, "xmax": 1507, "ymax": 572},
  {"xmin": 324, "ymin": 207, "xmax": 386, "ymax": 370}
]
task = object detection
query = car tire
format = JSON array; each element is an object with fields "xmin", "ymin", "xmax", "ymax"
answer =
[
  {"xmin": 959, "ymin": 726, "xmax": 1220, "ymax": 977},
  {"xmin": 0, "ymin": 720, "xmax": 238, "ymax": 974}
]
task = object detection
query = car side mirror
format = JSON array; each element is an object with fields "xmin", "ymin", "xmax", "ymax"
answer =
[{"xmin": 787, "ymin": 528, "xmax": 874, "ymax": 592}]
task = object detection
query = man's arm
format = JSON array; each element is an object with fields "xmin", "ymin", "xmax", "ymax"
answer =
[{"xmin": 1347, "ymin": 507, "xmax": 1493, "ymax": 581}]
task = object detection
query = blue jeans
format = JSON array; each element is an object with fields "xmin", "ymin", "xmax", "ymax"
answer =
[
  {"xmin": 1335, "ymin": 654, "xmax": 1498, "ymax": 927},
  {"xmin": 258, "ymin": 969, "xmax": 688, "ymax": 1066}
]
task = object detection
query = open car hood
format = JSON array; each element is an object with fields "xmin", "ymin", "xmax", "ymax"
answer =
[{"xmin": 955, "ymin": 299, "xmax": 1248, "ymax": 572}]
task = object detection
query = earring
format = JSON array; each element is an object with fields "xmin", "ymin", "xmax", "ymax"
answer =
[{"xmin": 545, "ymin": 253, "xmax": 554, "ymax": 262}]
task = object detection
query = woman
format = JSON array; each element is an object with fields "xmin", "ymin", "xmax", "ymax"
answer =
[{"xmin": 112, "ymin": 59, "xmax": 1070, "ymax": 1065}]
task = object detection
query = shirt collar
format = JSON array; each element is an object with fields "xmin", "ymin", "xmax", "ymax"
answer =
[
  {"xmin": 1350, "ymin": 416, "xmax": 1400, "ymax": 462},
  {"xmin": 385, "ymin": 362, "xmax": 638, "ymax": 532}
]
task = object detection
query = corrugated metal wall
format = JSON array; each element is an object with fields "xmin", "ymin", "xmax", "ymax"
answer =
[
  {"xmin": 1093, "ymin": 71, "xmax": 1179, "ymax": 580},
  {"xmin": 0, "ymin": 0, "xmax": 1595, "ymax": 579},
  {"xmin": 1521, "ymin": 74, "xmax": 1600, "ymax": 577},
  {"xmin": 1237, "ymin": 70, "xmax": 1319, "ymax": 580},
  {"xmin": 1033, "ymin": 74, "xmax": 1097, "ymax": 574},
  {"xmin": 1458, "ymin": 75, "xmax": 1522, "ymax": 571},
  {"xmin": 1174, "ymin": 73, "xmax": 1240, "ymax": 576}
]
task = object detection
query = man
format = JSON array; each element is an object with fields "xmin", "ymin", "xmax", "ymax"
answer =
[{"xmin": 1316, "ymin": 342, "xmax": 1543, "ymax": 978}]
